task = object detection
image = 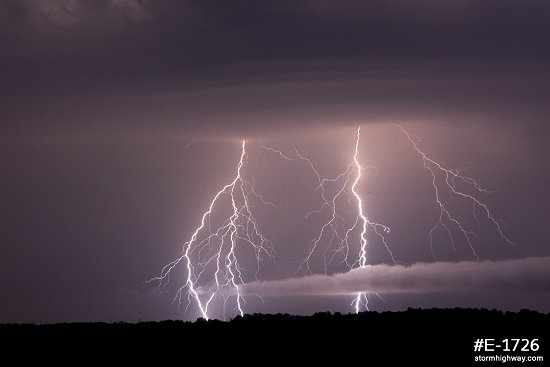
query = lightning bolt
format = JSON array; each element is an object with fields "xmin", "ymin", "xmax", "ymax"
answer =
[
  {"xmin": 268, "ymin": 127, "xmax": 394, "ymax": 313},
  {"xmin": 395, "ymin": 123, "xmax": 516, "ymax": 260},
  {"xmin": 351, "ymin": 127, "xmax": 370, "ymax": 313},
  {"xmin": 149, "ymin": 124, "xmax": 515, "ymax": 319},
  {"xmin": 148, "ymin": 141, "xmax": 275, "ymax": 320}
]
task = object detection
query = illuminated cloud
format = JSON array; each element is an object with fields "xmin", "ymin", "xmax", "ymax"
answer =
[{"xmin": 241, "ymin": 257, "xmax": 550, "ymax": 296}]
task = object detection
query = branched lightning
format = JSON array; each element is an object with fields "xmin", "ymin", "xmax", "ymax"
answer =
[
  {"xmin": 395, "ymin": 123, "xmax": 516, "ymax": 260},
  {"xmin": 148, "ymin": 141, "xmax": 275, "ymax": 320},
  {"xmin": 351, "ymin": 127, "xmax": 371, "ymax": 313},
  {"xmin": 262, "ymin": 127, "xmax": 395, "ymax": 313},
  {"xmin": 149, "ymin": 124, "xmax": 516, "ymax": 319}
]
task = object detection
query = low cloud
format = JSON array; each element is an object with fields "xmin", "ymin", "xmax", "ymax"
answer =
[{"xmin": 241, "ymin": 257, "xmax": 550, "ymax": 296}]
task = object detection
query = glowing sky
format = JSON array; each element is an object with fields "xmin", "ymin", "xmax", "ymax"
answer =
[{"xmin": 0, "ymin": 0, "xmax": 549, "ymax": 322}]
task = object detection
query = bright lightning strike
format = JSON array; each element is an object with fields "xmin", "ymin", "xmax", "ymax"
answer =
[
  {"xmin": 395, "ymin": 123, "xmax": 516, "ymax": 260},
  {"xmin": 148, "ymin": 141, "xmax": 275, "ymax": 320},
  {"xmin": 351, "ymin": 127, "xmax": 370, "ymax": 313},
  {"xmin": 149, "ymin": 124, "xmax": 516, "ymax": 319},
  {"xmin": 274, "ymin": 127, "xmax": 395, "ymax": 313}
]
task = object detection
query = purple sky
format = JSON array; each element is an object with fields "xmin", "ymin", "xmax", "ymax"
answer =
[{"xmin": 1, "ymin": 0, "xmax": 549, "ymax": 322}]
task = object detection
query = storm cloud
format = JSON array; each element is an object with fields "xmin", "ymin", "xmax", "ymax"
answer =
[
  {"xmin": 1, "ymin": 0, "xmax": 549, "ymax": 139},
  {"xmin": 241, "ymin": 257, "xmax": 550, "ymax": 296},
  {"xmin": 1, "ymin": 1, "xmax": 549, "ymax": 322}
]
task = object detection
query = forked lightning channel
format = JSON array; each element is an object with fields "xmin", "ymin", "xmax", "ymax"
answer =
[
  {"xmin": 149, "ymin": 125, "xmax": 515, "ymax": 319},
  {"xmin": 148, "ymin": 141, "xmax": 275, "ymax": 320},
  {"xmin": 285, "ymin": 127, "xmax": 393, "ymax": 312},
  {"xmin": 394, "ymin": 123, "xmax": 515, "ymax": 260}
]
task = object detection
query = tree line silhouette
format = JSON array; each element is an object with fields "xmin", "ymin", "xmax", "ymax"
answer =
[{"xmin": 1, "ymin": 308, "xmax": 547, "ymax": 364}]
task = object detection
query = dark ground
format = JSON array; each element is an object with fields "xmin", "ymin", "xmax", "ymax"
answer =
[{"xmin": 1, "ymin": 309, "xmax": 548, "ymax": 365}]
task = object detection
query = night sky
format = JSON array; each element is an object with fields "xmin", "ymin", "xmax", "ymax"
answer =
[{"xmin": 1, "ymin": 0, "xmax": 549, "ymax": 323}]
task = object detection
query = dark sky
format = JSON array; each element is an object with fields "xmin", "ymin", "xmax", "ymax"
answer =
[{"xmin": 1, "ymin": 0, "xmax": 549, "ymax": 322}]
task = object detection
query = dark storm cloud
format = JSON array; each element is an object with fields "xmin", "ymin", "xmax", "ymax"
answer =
[
  {"xmin": 1, "ymin": 0, "xmax": 549, "ymax": 139},
  {"xmin": 241, "ymin": 257, "xmax": 550, "ymax": 296},
  {"xmin": 0, "ymin": 0, "xmax": 151, "ymax": 25},
  {"xmin": 1, "ymin": 1, "xmax": 550, "ymax": 323}
]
